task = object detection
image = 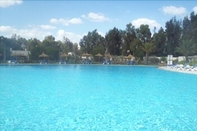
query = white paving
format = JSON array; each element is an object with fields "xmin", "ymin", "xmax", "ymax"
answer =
[{"xmin": 158, "ymin": 66, "xmax": 197, "ymax": 75}]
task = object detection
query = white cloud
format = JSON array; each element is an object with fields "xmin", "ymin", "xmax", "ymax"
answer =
[
  {"xmin": 50, "ymin": 18, "xmax": 59, "ymax": 24},
  {"xmin": 0, "ymin": 0, "xmax": 23, "ymax": 8},
  {"xmin": 40, "ymin": 25, "xmax": 56, "ymax": 30},
  {"xmin": 0, "ymin": 26, "xmax": 52, "ymax": 40},
  {"xmin": 50, "ymin": 18, "xmax": 82, "ymax": 26},
  {"xmin": 132, "ymin": 18, "xmax": 161, "ymax": 30},
  {"xmin": 83, "ymin": 12, "xmax": 109, "ymax": 22},
  {"xmin": 69, "ymin": 18, "xmax": 82, "ymax": 24},
  {"xmin": 0, "ymin": 26, "xmax": 14, "ymax": 32},
  {"xmin": 162, "ymin": 6, "xmax": 187, "ymax": 16},
  {"xmin": 81, "ymin": 15, "xmax": 86, "ymax": 18},
  {"xmin": 0, "ymin": 26, "xmax": 82, "ymax": 43},
  {"xmin": 56, "ymin": 29, "xmax": 82, "ymax": 43},
  {"xmin": 193, "ymin": 6, "xmax": 197, "ymax": 14}
]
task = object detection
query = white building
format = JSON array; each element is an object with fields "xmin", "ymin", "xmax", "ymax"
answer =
[{"xmin": 10, "ymin": 49, "xmax": 30, "ymax": 60}]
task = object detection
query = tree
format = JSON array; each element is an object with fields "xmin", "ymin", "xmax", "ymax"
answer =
[
  {"xmin": 105, "ymin": 27, "xmax": 122, "ymax": 55},
  {"xmin": 190, "ymin": 12, "xmax": 197, "ymax": 49},
  {"xmin": 27, "ymin": 38, "xmax": 42, "ymax": 61},
  {"xmin": 141, "ymin": 42, "xmax": 155, "ymax": 65},
  {"xmin": 42, "ymin": 35, "xmax": 60, "ymax": 61},
  {"xmin": 122, "ymin": 23, "xmax": 136, "ymax": 55},
  {"xmin": 129, "ymin": 38, "xmax": 144, "ymax": 60},
  {"xmin": 79, "ymin": 29, "xmax": 105, "ymax": 54},
  {"xmin": 0, "ymin": 36, "xmax": 9, "ymax": 62},
  {"xmin": 61, "ymin": 37, "xmax": 73, "ymax": 53},
  {"xmin": 91, "ymin": 45, "xmax": 105, "ymax": 56},
  {"xmin": 136, "ymin": 24, "xmax": 152, "ymax": 43},
  {"xmin": 134, "ymin": 24, "xmax": 152, "ymax": 62},
  {"xmin": 182, "ymin": 16, "xmax": 191, "ymax": 40},
  {"xmin": 152, "ymin": 27, "xmax": 166, "ymax": 56},
  {"xmin": 9, "ymin": 34, "xmax": 25, "ymax": 50},
  {"xmin": 42, "ymin": 35, "xmax": 55, "ymax": 47},
  {"xmin": 176, "ymin": 39, "xmax": 196, "ymax": 63},
  {"xmin": 0, "ymin": 36, "xmax": 24, "ymax": 61},
  {"xmin": 72, "ymin": 43, "xmax": 79, "ymax": 63},
  {"xmin": 165, "ymin": 17, "xmax": 182, "ymax": 56}
]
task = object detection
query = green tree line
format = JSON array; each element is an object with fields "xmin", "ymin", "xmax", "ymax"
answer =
[{"xmin": 0, "ymin": 12, "xmax": 197, "ymax": 64}]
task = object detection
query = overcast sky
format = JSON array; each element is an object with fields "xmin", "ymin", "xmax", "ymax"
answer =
[{"xmin": 0, "ymin": 0, "xmax": 197, "ymax": 43}]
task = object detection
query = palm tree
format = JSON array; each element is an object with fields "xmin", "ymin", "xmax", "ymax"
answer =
[
  {"xmin": 141, "ymin": 42, "xmax": 155, "ymax": 65},
  {"xmin": 176, "ymin": 39, "xmax": 196, "ymax": 63}
]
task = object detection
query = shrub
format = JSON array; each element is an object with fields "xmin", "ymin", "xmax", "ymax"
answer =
[
  {"xmin": 173, "ymin": 59, "xmax": 178, "ymax": 64},
  {"xmin": 178, "ymin": 60, "xmax": 186, "ymax": 65},
  {"xmin": 149, "ymin": 57, "xmax": 160, "ymax": 65},
  {"xmin": 160, "ymin": 57, "xmax": 166, "ymax": 62},
  {"xmin": 189, "ymin": 59, "xmax": 197, "ymax": 66}
]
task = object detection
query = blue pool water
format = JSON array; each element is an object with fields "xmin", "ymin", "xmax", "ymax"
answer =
[{"xmin": 0, "ymin": 65, "xmax": 197, "ymax": 130}]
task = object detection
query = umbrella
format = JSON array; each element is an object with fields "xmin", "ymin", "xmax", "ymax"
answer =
[
  {"xmin": 127, "ymin": 54, "xmax": 134, "ymax": 59},
  {"xmin": 124, "ymin": 54, "xmax": 135, "ymax": 60},
  {"xmin": 60, "ymin": 53, "xmax": 68, "ymax": 58},
  {"xmin": 81, "ymin": 53, "xmax": 91, "ymax": 64},
  {"xmin": 39, "ymin": 52, "xmax": 48, "ymax": 58},
  {"xmin": 82, "ymin": 53, "xmax": 91, "ymax": 57},
  {"xmin": 81, "ymin": 53, "xmax": 91, "ymax": 59},
  {"xmin": 125, "ymin": 54, "xmax": 135, "ymax": 65},
  {"xmin": 59, "ymin": 53, "xmax": 68, "ymax": 64},
  {"xmin": 95, "ymin": 53, "xmax": 103, "ymax": 57},
  {"xmin": 39, "ymin": 52, "xmax": 48, "ymax": 64},
  {"xmin": 95, "ymin": 53, "xmax": 103, "ymax": 62}
]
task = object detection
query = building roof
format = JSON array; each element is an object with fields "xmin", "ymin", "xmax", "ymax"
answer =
[{"xmin": 11, "ymin": 50, "xmax": 30, "ymax": 57}]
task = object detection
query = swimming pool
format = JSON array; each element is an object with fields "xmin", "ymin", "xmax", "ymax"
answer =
[{"xmin": 0, "ymin": 65, "xmax": 197, "ymax": 130}]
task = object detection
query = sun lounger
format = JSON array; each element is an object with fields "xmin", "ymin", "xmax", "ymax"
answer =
[
  {"xmin": 176, "ymin": 63, "xmax": 188, "ymax": 70},
  {"xmin": 187, "ymin": 64, "xmax": 197, "ymax": 71}
]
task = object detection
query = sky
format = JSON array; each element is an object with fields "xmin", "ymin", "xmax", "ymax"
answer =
[{"xmin": 0, "ymin": 0, "xmax": 197, "ymax": 43}]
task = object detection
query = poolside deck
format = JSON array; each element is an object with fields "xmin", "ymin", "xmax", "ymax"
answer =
[{"xmin": 158, "ymin": 66, "xmax": 197, "ymax": 75}]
